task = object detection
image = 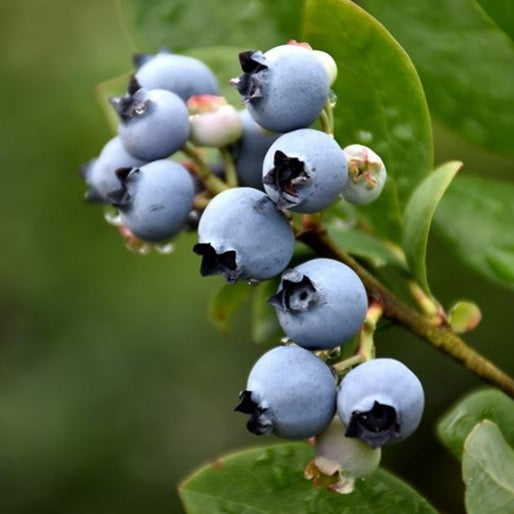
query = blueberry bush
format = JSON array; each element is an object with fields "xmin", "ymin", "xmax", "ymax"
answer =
[{"xmin": 45, "ymin": 0, "xmax": 514, "ymax": 512}]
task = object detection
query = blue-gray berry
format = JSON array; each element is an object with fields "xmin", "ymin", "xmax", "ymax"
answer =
[
  {"xmin": 193, "ymin": 187, "xmax": 294, "ymax": 283},
  {"xmin": 235, "ymin": 345, "xmax": 337, "ymax": 439},
  {"xmin": 337, "ymin": 358, "xmax": 425, "ymax": 448},
  {"xmin": 110, "ymin": 79, "xmax": 190, "ymax": 161},
  {"xmin": 262, "ymin": 129, "xmax": 348, "ymax": 213},
  {"xmin": 269, "ymin": 258, "xmax": 367, "ymax": 350},
  {"xmin": 134, "ymin": 50, "xmax": 219, "ymax": 101},
  {"xmin": 231, "ymin": 44, "xmax": 329, "ymax": 133},
  {"xmin": 232, "ymin": 109, "xmax": 280, "ymax": 190},
  {"xmin": 80, "ymin": 136, "xmax": 146, "ymax": 203},
  {"xmin": 108, "ymin": 160, "xmax": 194, "ymax": 242}
]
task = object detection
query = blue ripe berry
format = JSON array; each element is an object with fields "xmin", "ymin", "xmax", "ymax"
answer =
[
  {"xmin": 108, "ymin": 160, "xmax": 194, "ymax": 243},
  {"xmin": 133, "ymin": 50, "xmax": 219, "ymax": 101},
  {"xmin": 262, "ymin": 129, "xmax": 348, "ymax": 213},
  {"xmin": 231, "ymin": 44, "xmax": 329, "ymax": 133},
  {"xmin": 193, "ymin": 187, "xmax": 294, "ymax": 283},
  {"xmin": 269, "ymin": 258, "xmax": 367, "ymax": 350},
  {"xmin": 80, "ymin": 136, "xmax": 146, "ymax": 203},
  {"xmin": 232, "ymin": 109, "xmax": 280, "ymax": 190},
  {"xmin": 110, "ymin": 78, "xmax": 190, "ymax": 161},
  {"xmin": 337, "ymin": 358, "xmax": 425, "ymax": 448},
  {"xmin": 341, "ymin": 144, "xmax": 387, "ymax": 205},
  {"xmin": 235, "ymin": 345, "xmax": 336, "ymax": 439}
]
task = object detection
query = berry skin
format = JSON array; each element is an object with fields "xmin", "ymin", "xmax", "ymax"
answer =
[
  {"xmin": 80, "ymin": 137, "xmax": 146, "ymax": 203},
  {"xmin": 337, "ymin": 358, "xmax": 424, "ymax": 448},
  {"xmin": 231, "ymin": 44, "xmax": 329, "ymax": 133},
  {"xmin": 269, "ymin": 258, "xmax": 367, "ymax": 350},
  {"xmin": 235, "ymin": 345, "xmax": 337, "ymax": 439},
  {"xmin": 110, "ymin": 79, "xmax": 190, "ymax": 161},
  {"xmin": 133, "ymin": 50, "xmax": 219, "ymax": 101},
  {"xmin": 232, "ymin": 109, "xmax": 280, "ymax": 190},
  {"xmin": 108, "ymin": 160, "xmax": 194, "ymax": 243},
  {"xmin": 341, "ymin": 144, "xmax": 387, "ymax": 205},
  {"xmin": 193, "ymin": 187, "xmax": 295, "ymax": 283},
  {"xmin": 262, "ymin": 129, "xmax": 348, "ymax": 213}
]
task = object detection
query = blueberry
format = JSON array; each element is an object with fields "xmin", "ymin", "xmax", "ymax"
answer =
[
  {"xmin": 341, "ymin": 144, "xmax": 387, "ymax": 205},
  {"xmin": 231, "ymin": 44, "xmax": 329, "ymax": 133},
  {"xmin": 231, "ymin": 109, "xmax": 280, "ymax": 190},
  {"xmin": 262, "ymin": 129, "xmax": 347, "ymax": 213},
  {"xmin": 193, "ymin": 187, "xmax": 294, "ymax": 283},
  {"xmin": 337, "ymin": 358, "xmax": 424, "ymax": 448},
  {"xmin": 80, "ymin": 137, "xmax": 146, "ymax": 203},
  {"xmin": 235, "ymin": 345, "xmax": 336, "ymax": 439},
  {"xmin": 269, "ymin": 258, "xmax": 367, "ymax": 350},
  {"xmin": 134, "ymin": 50, "xmax": 219, "ymax": 101},
  {"xmin": 108, "ymin": 160, "xmax": 194, "ymax": 242},
  {"xmin": 110, "ymin": 78, "xmax": 190, "ymax": 161}
]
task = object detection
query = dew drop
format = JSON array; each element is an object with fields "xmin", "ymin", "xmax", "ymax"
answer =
[
  {"xmin": 328, "ymin": 90, "xmax": 338, "ymax": 108},
  {"xmin": 281, "ymin": 336, "xmax": 293, "ymax": 344},
  {"xmin": 247, "ymin": 278, "xmax": 260, "ymax": 286},
  {"xmin": 104, "ymin": 207, "xmax": 121, "ymax": 226},
  {"xmin": 155, "ymin": 241, "xmax": 175, "ymax": 255}
]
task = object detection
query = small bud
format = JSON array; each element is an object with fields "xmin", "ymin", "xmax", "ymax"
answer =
[
  {"xmin": 448, "ymin": 300, "xmax": 482, "ymax": 334},
  {"xmin": 341, "ymin": 144, "xmax": 387, "ymax": 205},
  {"xmin": 313, "ymin": 50, "xmax": 338, "ymax": 86},
  {"xmin": 187, "ymin": 95, "xmax": 242, "ymax": 147}
]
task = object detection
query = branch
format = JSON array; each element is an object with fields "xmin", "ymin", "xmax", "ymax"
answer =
[{"xmin": 297, "ymin": 225, "xmax": 514, "ymax": 398}]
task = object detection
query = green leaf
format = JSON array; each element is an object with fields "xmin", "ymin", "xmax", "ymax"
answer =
[
  {"xmin": 251, "ymin": 279, "xmax": 282, "ymax": 345},
  {"xmin": 477, "ymin": 0, "xmax": 514, "ymax": 42},
  {"xmin": 303, "ymin": 0, "xmax": 432, "ymax": 242},
  {"xmin": 208, "ymin": 281, "xmax": 253, "ymax": 335},
  {"xmin": 462, "ymin": 420, "xmax": 514, "ymax": 514},
  {"xmin": 328, "ymin": 221, "xmax": 407, "ymax": 270},
  {"xmin": 402, "ymin": 161, "xmax": 462, "ymax": 293},
  {"xmin": 361, "ymin": 0, "xmax": 514, "ymax": 155},
  {"xmin": 434, "ymin": 174, "xmax": 514, "ymax": 291},
  {"xmin": 437, "ymin": 388, "xmax": 514, "ymax": 459},
  {"xmin": 179, "ymin": 442, "xmax": 437, "ymax": 513},
  {"xmin": 119, "ymin": 0, "xmax": 303, "ymax": 52}
]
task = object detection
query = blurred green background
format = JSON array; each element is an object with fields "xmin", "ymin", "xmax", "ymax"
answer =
[{"xmin": 0, "ymin": 1, "xmax": 513, "ymax": 513}]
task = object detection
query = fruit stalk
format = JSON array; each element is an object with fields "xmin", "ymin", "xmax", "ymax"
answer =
[{"xmin": 298, "ymin": 225, "xmax": 514, "ymax": 398}]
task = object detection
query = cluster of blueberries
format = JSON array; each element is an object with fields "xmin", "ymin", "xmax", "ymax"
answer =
[{"xmin": 82, "ymin": 41, "xmax": 424, "ymax": 487}]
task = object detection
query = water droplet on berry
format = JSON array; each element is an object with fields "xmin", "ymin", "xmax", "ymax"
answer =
[
  {"xmin": 104, "ymin": 207, "xmax": 121, "ymax": 226},
  {"xmin": 155, "ymin": 241, "xmax": 175, "ymax": 255},
  {"xmin": 281, "ymin": 336, "xmax": 293, "ymax": 344},
  {"xmin": 328, "ymin": 90, "xmax": 338, "ymax": 108}
]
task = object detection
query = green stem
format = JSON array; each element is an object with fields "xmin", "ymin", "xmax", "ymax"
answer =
[
  {"xmin": 297, "ymin": 225, "xmax": 514, "ymax": 398},
  {"xmin": 181, "ymin": 144, "xmax": 229, "ymax": 195},
  {"xmin": 220, "ymin": 146, "xmax": 238, "ymax": 188},
  {"xmin": 333, "ymin": 302, "xmax": 382, "ymax": 375},
  {"xmin": 319, "ymin": 108, "xmax": 333, "ymax": 136}
]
